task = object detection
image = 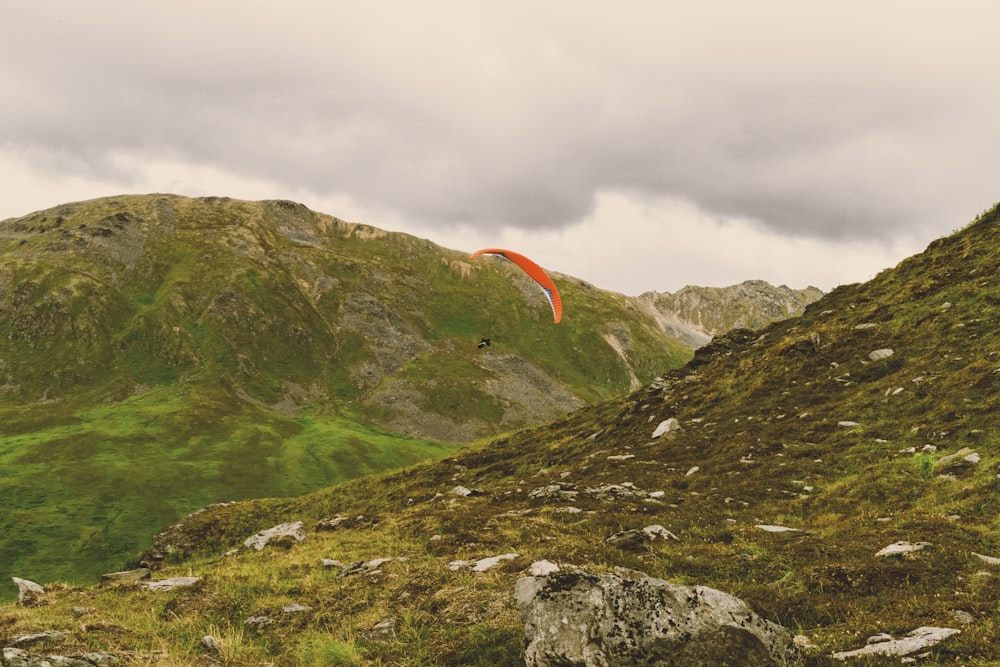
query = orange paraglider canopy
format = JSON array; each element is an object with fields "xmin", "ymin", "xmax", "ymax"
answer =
[{"xmin": 470, "ymin": 248, "xmax": 562, "ymax": 323}]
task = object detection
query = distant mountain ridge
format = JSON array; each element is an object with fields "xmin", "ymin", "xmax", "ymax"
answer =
[{"xmin": 638, "ymin": 280, "xmax": 824, "ymax": 348}]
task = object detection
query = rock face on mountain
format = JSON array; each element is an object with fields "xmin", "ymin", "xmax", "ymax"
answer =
[
  {"xmin": 517, "ymin": 568, "xmax": 804, "ymax": 667},
  {"xmin": 637, "ymin": 280, "xmax": 823, "ymax": 348}
]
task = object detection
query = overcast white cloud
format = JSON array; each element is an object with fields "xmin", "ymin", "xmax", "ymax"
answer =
[{"xmin": 2, "ymin": 1, "xmax": 997, "ymax": 294}]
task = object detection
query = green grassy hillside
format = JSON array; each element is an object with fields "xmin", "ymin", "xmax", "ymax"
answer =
[
  {"xmin": 0, "ymin": 195, "xmax": 692, "ymax": 434},
  {"xmin": 0, "ymin": 194, "xmax": 693, "ymax": 593},
  {"xmin": 3, "ymin": 203, "xmax": 997, "ymax": 664},
  {"xmin": 0, "ymin": 385, "xmax": 452, "ymax": 589}
]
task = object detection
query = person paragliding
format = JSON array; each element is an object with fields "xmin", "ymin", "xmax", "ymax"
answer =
[
  {"xmin": 477, "ymin": 337, "xmax": 491, "ymax": 349},
  {"xmin": 469, "ymin": 248, "xmax": 562, "ymax": 323}
]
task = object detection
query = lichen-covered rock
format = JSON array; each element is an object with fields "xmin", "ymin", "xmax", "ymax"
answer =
[
  {"xmin": 529, "ymin": 483, "xmax": 579, "ymax": 501},
  {"xmin": 11, "ymin": 630, "xmax": 66, "ymax": 648},
  {"xmin": 830, "ymin": 626, "xmax": 959, "ymax": 660},
  {"xmin": 516, "ymin": 567, "xmax": 803, "ymax": 667},
  {"xmin": 143, "ymin": 576, "xmax": 201, "ymax": 591},
  {"xmin": 243, "ymin": 521, "xmax": 306, "ymax": 551},
  {"xmin": 315, "ymin": 514, "xmax": 375, "ymax": 531},
  {"xmin": 100, "ymin": 568, "xmax": 151, "ymax": 586},
  {"xmin": 11, "ymin": 577, "xmax": 45, "ymax": 607},
  {"xmin": 875, "ymin": 541, "xmax": 931, "ymax": 558},
  {"xmin": 652, "ymin": 417, "xmax": 681, "ymax": 438},
  {"xmin": 933, "ymin": 447, "xmax": 980, "ymax": 476},
  {"xmin": 606, "ymin": 525, "xmax": 678, "ymax": 551},
  {"xmin": 337, "ymin": 557, "xmax": 407, "ymax": 578},
  {"xmin": 1, "ymin": 647, "xmax": 119, "ymax": 666},
  {"xmin": 448, "ymin": 553, "xmax": 519, "ymax": 572}
]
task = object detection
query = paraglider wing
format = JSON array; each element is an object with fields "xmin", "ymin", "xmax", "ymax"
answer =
[{"xmin": 469, "ymin": 248, "xmax": 562, "ymax": 323}]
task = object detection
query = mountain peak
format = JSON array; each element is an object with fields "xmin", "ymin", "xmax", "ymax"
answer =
[{"xmin": 637, "ymin": 280, "xmax": 823, "ymax": 347}]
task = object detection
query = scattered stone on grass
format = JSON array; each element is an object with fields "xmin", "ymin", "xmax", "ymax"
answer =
[
  {"xmin": 100, "ymin": 568, "xmax": 150, "ymax": 586},
  {"xmin": 448, "ymin": 553, "xmax": 519, "ymax": 572},
  {"xmin": 143, "ymin": 576, "xmax": 201, "ymax": 591},
  {"xmin": 875, "ymin": 541, "xmax": 931, "ymax": 558},
  {"xmin": 652, "ymin": 417, "xmax": 681, "ymax": 438},
  {"xmin": 243, "ymin": 521, "xmax": 306, "ymax": 551},
  {"xmin": 830, "ymin": 626, "xmax": 959, "ymax": 660},
  {"xmin": 339, "ymin": 557, "xmax": 408, "ymax": 577},
  {"xmin": 11, "ymin": 577, "xmax": 46, "ymax": 606}
]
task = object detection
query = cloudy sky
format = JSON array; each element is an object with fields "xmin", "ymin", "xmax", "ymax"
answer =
[{"xmin": 2, "ymin": 2, "xmax": 997, "ymax": 295}]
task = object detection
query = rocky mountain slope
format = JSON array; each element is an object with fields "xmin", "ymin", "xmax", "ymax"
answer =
[
  {"xmin": 3, "ymin": 202, "xmax": 999, "ymax": 665},
  {"xmin": 0, "ymin": 194, "xmax": 688, "ymax": 443},
  {"xmin": 639, "ymin": 280, "xmax": 823, "ymax": 348},
  {"xmin": 0, "ymin": 194, "xmax": 806, "ymax": 596}
]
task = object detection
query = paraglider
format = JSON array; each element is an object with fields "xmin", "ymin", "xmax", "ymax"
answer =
[{"xmin": 470, "ymin": 248, "xmax": 562, "ymax": 323}]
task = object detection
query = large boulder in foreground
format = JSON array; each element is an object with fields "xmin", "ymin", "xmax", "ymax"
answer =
[{"xmin": 516, "ymin": 567, "xmax": 803, "ymax": 667}]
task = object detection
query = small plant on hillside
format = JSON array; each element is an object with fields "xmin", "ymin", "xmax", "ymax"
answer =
[
  {"xmin": 203, "ymin": 622, "xmax": 260, "ymax": 664},
  {"xmin": 913, "ymin": 451, "xmax": 939, "ymax": 480},
  {"xmin": 296, "ymin": 633, "xmax": 363, "ymax": 666}
]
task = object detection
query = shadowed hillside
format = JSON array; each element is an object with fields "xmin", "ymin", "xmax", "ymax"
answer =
[{"xmin": 2, "ymin": 202, "xmax": 999, "ymax": 664}]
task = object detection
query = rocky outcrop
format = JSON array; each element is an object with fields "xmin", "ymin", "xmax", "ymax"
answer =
[
  {"xmin": 652, "ymin": 417, "xmax": 681, "ymax": 437},
  {"xmin": 99, "ymin": 568, "xmax": 150, "ymax": 586},
  {"xmin": 831, "ymin": 626, "xmax": 959, "ymax": 660},
  {"xmin": 143, "ymin": 577, "xmax": 201, "ymax": 592},
  {"xmin": 605, "ymin": 524, "xmax": 678, "ymax": 551},
  {"xmin": 933, "ymin": 447, "xmax": 981, "ymax": 476},
  {"xmin": 2, "ymin": 647, "xmax": 120, "ymax": 666},
  {"xmin": 516, "ymin": 567, "xmax": 803, "ymax": 667},
  {"xmin": 875, "ymin": 541, "xmax": 931, "ymax": 558},
  {"xmin": 336, "ymin": 557, "xmax": 408, "ymax": 578},
  {"xmin": 315, "ymin": 514, "xmax": 376, "ymax": 531},
  {"xmin": 448, "ymin": 553, "xmax": 519, "ymax": 572},
  {"xmin": 242, "ymin": 521, "xmax": 306, "ymax": 551},
  {"xmin": 244, "ymin": 602, "xmax": 313, "ymax": 631},
  {"xmin": 10, "ymin": 578, "xmax": 45, "ymax": 607}
]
